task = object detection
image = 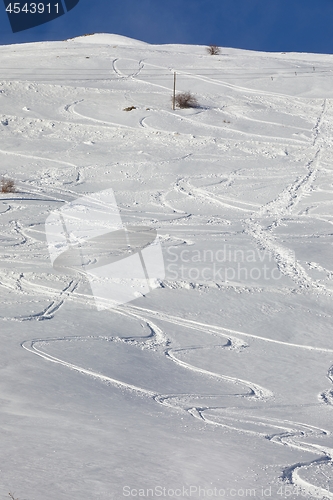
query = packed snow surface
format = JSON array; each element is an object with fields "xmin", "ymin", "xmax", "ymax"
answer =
[{"xmin": 1, "ymin": 33, "xmax": 333, "ymax": 499}]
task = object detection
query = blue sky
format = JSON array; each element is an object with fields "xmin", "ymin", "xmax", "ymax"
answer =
[{"xmin": 1, "ymin": 0, "xmax": 333, "ymax": 53}]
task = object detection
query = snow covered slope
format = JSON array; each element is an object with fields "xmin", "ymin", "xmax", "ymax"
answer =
[{"xmin": 1, "ymin": 33, "xmax": 333, "ymax": 499}]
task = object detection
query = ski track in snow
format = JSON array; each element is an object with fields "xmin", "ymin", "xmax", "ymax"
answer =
[
  {"xmin": 243, "ymin": 100, "xmax": 332, "ymax": 297},
  {"xmin": 21, "ymin": 301, "xmax": 333, "ymax": 498},
  {"xmin": 1, "ymin": 53, "xmax": 333, "ymax": 497},
  {"xmin": 19, "ymin": 286, "xmax": 333, "ymax": 500}
]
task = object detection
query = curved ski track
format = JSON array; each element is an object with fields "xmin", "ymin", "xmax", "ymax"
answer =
[
  {"xmin": 21, "ymin": 301, "xmax": 333, "ymax": 499},
  {"xmin": 1, "ymin": 57, "xmax": 332, "ymax": 497}
]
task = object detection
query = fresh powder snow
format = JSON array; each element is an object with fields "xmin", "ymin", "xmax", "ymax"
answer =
[{"xmin": 0, "ymin": 33, "xmax": 333, "ymax": 499}]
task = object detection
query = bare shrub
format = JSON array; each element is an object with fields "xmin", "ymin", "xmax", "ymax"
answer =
[
  {"xmin": 123, "ymin": 106, "xmax": 137, "ymax": 112},
  {"xmin": 1, "ymin": 178, "xmax": 15, "ymax": 193},
  {"xmin": 9, "ymin": 493, "xmax": 18, "ymax": 500},
  {"xmin": 174, "ymin": 91, "xmax": 198, "ymax": 109},
  {"xmin": 207, "ymin": 45, "xmax": 221, "ymax": 55}
]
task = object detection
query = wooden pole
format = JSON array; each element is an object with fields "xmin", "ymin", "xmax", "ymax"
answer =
[{"xmin": 172, "ymin": 72, "xmax": 176, "ymax": 110}]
